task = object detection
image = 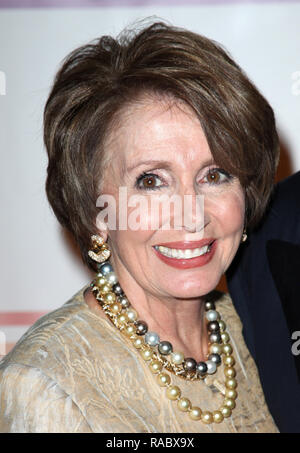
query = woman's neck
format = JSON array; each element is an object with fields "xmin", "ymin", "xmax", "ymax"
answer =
[
  {"xmin": 85, "ymin": 278, "xmax": 209, "ymax": 362},
  {"xmin": 125, "ymin": 288, "xmax": 209, "ymax": 362}
]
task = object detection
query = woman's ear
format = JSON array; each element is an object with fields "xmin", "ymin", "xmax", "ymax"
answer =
[{"xmin": 95, "ymin": 219, "xmax": 108, "ymax": 243}]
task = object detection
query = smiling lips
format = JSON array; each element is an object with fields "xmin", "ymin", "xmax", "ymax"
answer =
[{"xmin": 152, "ymin": 239, "xmax": 216, "ymax": 269}]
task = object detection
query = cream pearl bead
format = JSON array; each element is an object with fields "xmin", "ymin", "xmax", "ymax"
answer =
[
  {"xmin": 171, "ymin": 352, "xmax": 184, "ymax": 365},
  {"xmin": 223, "ymin": 355, "xmax": 235, "ymax": 367},
  {"xmin": 223, "ymin": 344, "xmax": 233, "ymax": 355},
  {"xmin": 110, "ymin": 302, "xmax": 122, "ymax": 314},
  {"xmin": 177, "ymin": 398, "xmax": 191, "ymax": 412},
  {"xmin": 149, "ymin": 360, "xmax": 163, "ymax": 374},
  {"xmin": 201, "ymin": 411, "xmax": 213, "ymax": 424},
  {"xmin": 126, "ymin": 308, "xmax": 138, "ymax": 323},
  {"xmin": 221, "ymin": 332, "xmax": 230, "ymax": 343},
  {"xmin": 132, "ymin": 336, "xmax": 144, "ymax": 349},
  {"xmin": 117, "ymin": 313, "xmax": 127, "ymax": 325},
  {"xmin": 225, "ymin": 378, "xmax": 237, "ymax": 390},
  {"xmin": 209, "ymin": 343, "xmax": 223, "ymax": 355},
  {"xmin": 100, "ymin": 284, "xmax": 111, "ymax": 295},
  {"xmin": 224, "ymin": 398, "xmax": 236, "ymax": 410},
  {"xmin": 157, "ymin": 373, "xmax": 171, "ymax": 387},
  {"xmin": 213, "ymin": 410, "xmax": 224, "ymax": 423},
  {"xmin": 104, "ymin": 292, "xmax": 116, "ymax": 304},
  {"xmin": 166, "ymin": 385, "xmax": 181, "ymax": 400},
  {"xmin": 140, "ymin": 347, "xmax": 153, "ymax": 361},
  {"xmin": 219, "ymin": 320, "xmax": 226, "ymax": 332},
  {"xmin": 225, "ymin": 389, "xmax": 238, "ymax": 400},
  {"xmin": 95, "ymin": 276, "xmax": 108, "ymax": 287},
  {"xmin": 220, "ymin": 406, "xmax": 232, "ymax": 418},
  {"xmin": 189, "ymin": 407, "xmax": 202, "ymax": 421},
  {"xmin": 224, "ymin": 366, "xmax": 236, "ymax": 378},
  {"xmin": 124, "ymin": 325, "xmax": 135, "ymax": 337}
]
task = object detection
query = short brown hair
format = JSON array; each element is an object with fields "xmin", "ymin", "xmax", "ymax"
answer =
[{"xmin": 44, "ymin": 20, "xmax": 279, "ymax": 270}]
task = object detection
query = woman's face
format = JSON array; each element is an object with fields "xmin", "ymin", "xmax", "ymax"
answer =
[{"xmin": 99, "ymin": 98, "xmax": 245, "ymax": 299}]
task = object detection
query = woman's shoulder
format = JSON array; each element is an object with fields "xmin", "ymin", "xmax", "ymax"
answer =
[
  {"xmin": 0, "ymin": 283, "xmax": 149, "ymax": 382},
  {"xmin": 0, "ymin": 286, "xmax": 135, "ymax": 392},
  {"xmin": 0, "ymin": 286, "xmax": 132, "ymax": 371}
]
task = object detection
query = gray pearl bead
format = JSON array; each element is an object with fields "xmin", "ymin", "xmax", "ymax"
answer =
[
  {"xmin": 206, "ymin": 360, "xmax": 217, "ymax": 374},
  {"xmin": 206, "ymin": 310, "xmax": 219, "ymax": 322},
  {"xmin": 208, "ymin": 353, "xmax": 221, "ymax": 366},
  {"xmin": 105, "ymin": 271, "xmax": 118, "ymax": 286},
  {"xmin": 136, "ymin": 321, "xmax": 148, "ymax": 336},
  {"xmin": 119, "ymin": 296, "xmax": 130, "ymax": 309},
  {"xmin": 112, "ymin": 283, "xmax": 123, "ymax": 295},
  {"xmin": 145, "ymin": 332, "xmax": 160, "ymax": 346},
  {"xmin": 184, "ymin": 358, "xmax": 197, "ymax": 372},
  {"xmin": 207, "ymin": 321, "xmax": 220, "ymax": 333},
  {"xmin": 158, "ymin": 341, "xmax": 173, "ymax": 355},
  {"xmin": 205, "ymin": 301, "xmax": 216, "ymax": 311},
  {"xmin": 209, "ymin": 332, "xmax": 222, "ymax": 343},
  {"xmin": 98, "ymin": 262, "xmax": 113, "ymax": 275},
  {"xmin": 196, "ymin": 361, "xmax": 208, "ymax": 376}
]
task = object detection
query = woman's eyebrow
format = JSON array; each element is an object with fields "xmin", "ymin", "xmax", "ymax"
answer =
[
  {"xmin": 126, "ymin": 160, "xmax": 173, "ymax": 173},
  {"xmin": 126, "ymin": 158, "xmax": 215, "ymax": 174}
]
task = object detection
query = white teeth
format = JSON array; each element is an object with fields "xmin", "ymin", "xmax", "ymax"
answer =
[
  {"xmin": 154, "ymin": 244, "xmax": 211, "ymax": 259},
  {"xmin": 177, "ymin": 249, "xmax": 186, "ymax": 259},
  {"xmin": 184, "ymin": 249, "xmax": 192, "ymax": 258},
  {"xmin": 171, "ymin": 249, "xmax": 177, "ymax": 258}
]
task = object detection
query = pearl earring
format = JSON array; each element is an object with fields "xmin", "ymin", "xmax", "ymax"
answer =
[{"xmin": 241, "ymin": 229, "xmax": 247, "ymax": 243}]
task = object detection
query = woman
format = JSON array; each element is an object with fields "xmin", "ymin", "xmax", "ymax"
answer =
[{"xmin": 0, "ymin": 21, "xmax": 279, "ymax": 433}]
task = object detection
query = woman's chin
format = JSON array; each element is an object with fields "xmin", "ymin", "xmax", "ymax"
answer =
[{"xmin": 161, "ymin": 279, "xmax": 220, "ymax": 300}]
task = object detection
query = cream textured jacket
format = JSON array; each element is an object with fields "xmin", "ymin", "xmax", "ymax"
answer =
[{"xmin": 0, "ymin": 288, "xmax": 278, "ymax": 433}]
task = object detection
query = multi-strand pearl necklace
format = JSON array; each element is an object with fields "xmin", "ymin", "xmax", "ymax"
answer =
[{"xmin": 90, "ymin": 260, "xmax": 238, "ymax": 425}]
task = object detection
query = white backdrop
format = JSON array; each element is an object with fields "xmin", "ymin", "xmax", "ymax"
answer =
[{"xmin": 0, "ymin": 0, "xmax": 300, "ymax": 352}]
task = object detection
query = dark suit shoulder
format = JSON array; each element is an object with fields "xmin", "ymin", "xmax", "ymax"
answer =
[
  {"xmin": 269, "ymin": 171, "xmax": 300, "ymax": 216},
  {"xmin": 252, "ymin": 172, "xmax": 300, "ymax": 238}
]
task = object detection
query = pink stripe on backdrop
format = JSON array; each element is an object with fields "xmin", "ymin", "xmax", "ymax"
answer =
[
  {"xmin": 0, "ymin": 311, "xmax": 48, "ymax": 326},
  {"xmin": 0, "ymin": 0, "xmax": 297, "ymax": 7}
]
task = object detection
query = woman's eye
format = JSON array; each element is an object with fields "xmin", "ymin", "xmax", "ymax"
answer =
[
  {"xmin": 203, "ymin": 168, "xmax": 233, "ymax": 185},
  {"xmin": 135, "ymin": 173, "xmax": 164, "ymax": 191}
]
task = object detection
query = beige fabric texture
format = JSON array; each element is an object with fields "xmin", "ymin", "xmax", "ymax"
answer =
[{"xmin": 0, "ymin": 287, "xmax": 278, "ymax": 433}]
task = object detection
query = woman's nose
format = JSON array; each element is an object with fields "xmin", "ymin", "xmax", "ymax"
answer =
[{"xmin": 173, "ymin": 184, "xmax": 207, "ymax": 234}]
